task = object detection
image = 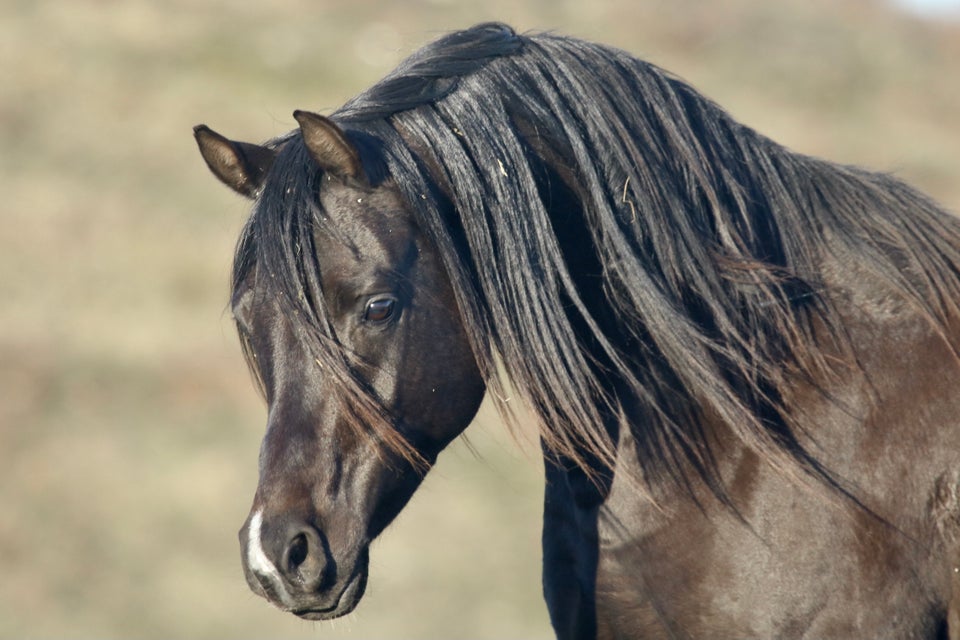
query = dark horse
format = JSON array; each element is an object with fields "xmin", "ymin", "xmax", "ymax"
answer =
[{"xmin": 194, "ymin": 23, "xmax": 960, "ymax": 638}]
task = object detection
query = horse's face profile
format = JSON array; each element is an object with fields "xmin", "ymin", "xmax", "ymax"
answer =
[{"xmin": 196, "ymin": 114, "xmax": 485, "ymax": 619}]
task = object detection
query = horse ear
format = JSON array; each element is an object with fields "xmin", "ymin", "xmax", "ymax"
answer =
[
  {"xmin": 293, "ymin": 110, "xmax": 365, "ymax": 182},
  {"xmin": 193, "ymin": 125, "xmax": 276, "ymax": 198}
]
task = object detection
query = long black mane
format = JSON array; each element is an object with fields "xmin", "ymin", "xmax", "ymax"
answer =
[{"xmin": 236, "ymin": 23, "xmax": 960, "ymax": 493}]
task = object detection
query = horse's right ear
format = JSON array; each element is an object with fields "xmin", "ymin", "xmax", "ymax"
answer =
[{"xmin": 193, "ymin": 125, "xmax": 276, "ymax": 198}]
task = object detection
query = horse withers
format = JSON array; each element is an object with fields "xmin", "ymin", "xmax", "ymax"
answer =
[{"xmin": 195, "ymin": 23, "xmax": 960, "ymax": 638}]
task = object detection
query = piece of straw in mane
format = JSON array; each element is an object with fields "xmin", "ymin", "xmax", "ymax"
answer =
[{"xmin": 235, "ymin": 23, "xmax": 960, "ymax": 497}]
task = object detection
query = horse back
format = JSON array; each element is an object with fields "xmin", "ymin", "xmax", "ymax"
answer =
[{"xmin": 543, "ymin": 248, "xmax": 960, "ymax": 639}]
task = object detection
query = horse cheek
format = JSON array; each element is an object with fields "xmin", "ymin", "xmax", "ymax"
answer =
[{"xmin": 403, "ymin": 321, "xmax": 486, "ymax": 455}]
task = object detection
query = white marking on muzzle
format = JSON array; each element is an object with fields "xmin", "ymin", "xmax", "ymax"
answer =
[{"xmin": 247, "ymin": 509, "xmax": 296, "ymax": 608}]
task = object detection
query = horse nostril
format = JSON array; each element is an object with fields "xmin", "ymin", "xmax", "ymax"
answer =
[
  {"xmin": 287, "ymin": 533, "xmax": 309, "ymax": 574},
  {"xmin": 282, "ymin": 527, "xmax": 327, "ymax": 589}
]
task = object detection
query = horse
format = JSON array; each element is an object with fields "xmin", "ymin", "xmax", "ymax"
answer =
[{"xmin": 193, "ymin": 23, "xmax": 960, "ymax": 638}]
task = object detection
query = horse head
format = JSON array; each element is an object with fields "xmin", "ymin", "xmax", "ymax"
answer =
[{"xmin": 194, "ymin": 113, "xmax": 485, "ymax": 619}]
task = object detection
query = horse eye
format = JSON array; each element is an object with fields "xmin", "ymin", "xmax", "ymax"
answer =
[{"xmin": 363, "ymin": 297, "xmax": 397, "ymax": 324}]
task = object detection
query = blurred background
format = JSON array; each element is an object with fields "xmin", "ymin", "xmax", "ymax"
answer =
[{"xmin": 2, "ymin": 0, "xmax": 959, "ymax": 638}]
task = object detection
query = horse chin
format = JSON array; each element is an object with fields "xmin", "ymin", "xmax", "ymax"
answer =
[{"xmin": 291, "ymin": 551, "xmax": 369, "ymax": 621}]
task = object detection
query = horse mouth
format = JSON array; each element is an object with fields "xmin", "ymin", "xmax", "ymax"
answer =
[{"xmin": 291, "ymin": 561, "xmax": 368, "ymax": 621}]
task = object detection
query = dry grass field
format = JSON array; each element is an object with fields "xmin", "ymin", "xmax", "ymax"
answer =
[{"xmin": 2, "ymin": 0, "xmax": 958, "ymax": 637}]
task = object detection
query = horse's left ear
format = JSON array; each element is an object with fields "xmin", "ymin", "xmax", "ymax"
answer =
[
  {"xmin": 193, "ymin": 125, "xmax": 276, "ymax": 198},
  {"xmin": 293, "ymin": 110, "xmax": 365, "ymax": 182}
]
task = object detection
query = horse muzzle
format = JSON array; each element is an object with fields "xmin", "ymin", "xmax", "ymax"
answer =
[{"xmin": 238, "ymin": 508, "xmax": 369, "ymax": 620}]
